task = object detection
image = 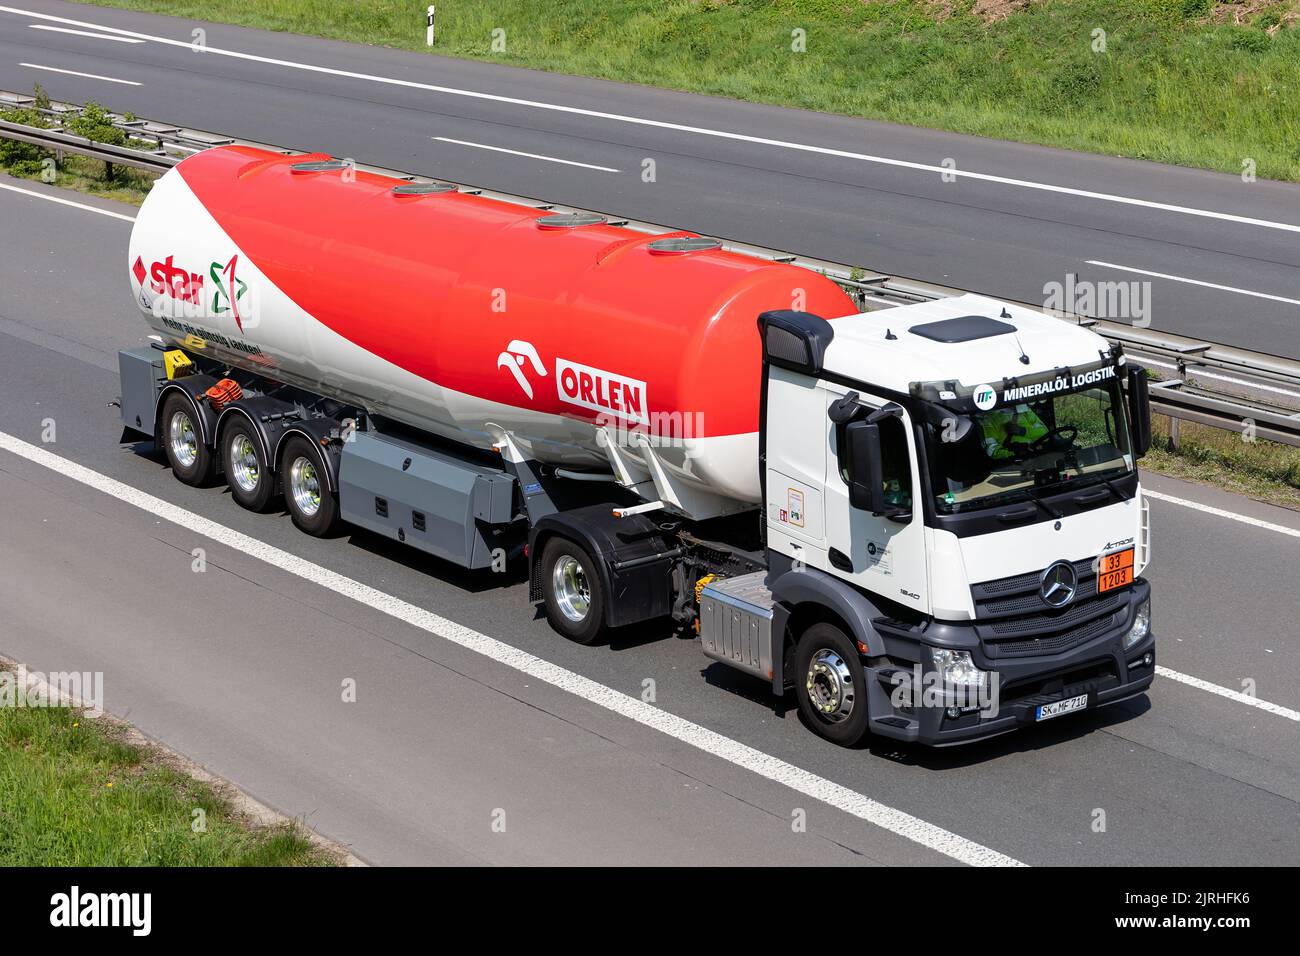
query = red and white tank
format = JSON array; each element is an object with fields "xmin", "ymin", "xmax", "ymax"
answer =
[{"xmin": 127, "ymin": 145, "xmax": 856, "ymax": 515}]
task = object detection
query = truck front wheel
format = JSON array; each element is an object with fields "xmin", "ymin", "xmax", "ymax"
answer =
[
  {"xmin": 794, "ymin": 623, "xmax": 870, "ymax": 747},
  {"xmin": 159, "ymin": 393, "xmax": 213, "ymax": 487},
  {"xmin": 540, "ymin": 537, "xmax": 606, "ymax": 645},
  {"xmin": 279, "ymin": 435, "xmax": 339, "ymax": 537}
]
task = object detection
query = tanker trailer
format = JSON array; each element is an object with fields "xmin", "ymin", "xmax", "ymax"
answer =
[{"xmin": 119, "ymin": 146, "xmax": 1157, "ymax": 747}]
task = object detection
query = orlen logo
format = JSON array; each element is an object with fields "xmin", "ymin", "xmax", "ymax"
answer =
[
  {"xmin": 972, "ymin": 384, "xmax": 998, "ymax": 411},
  {"xmin": 556, "ymin": 359, "xmax": 648, "ymax": 425}
]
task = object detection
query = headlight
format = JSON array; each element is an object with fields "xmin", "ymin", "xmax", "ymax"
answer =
[
  {"xmin": 1123, "ymin": 598, "xmax": 1151, "ymax": 650},
  {"xmin": 930, "ymin": 648, "xmax": 987, "ymax": 688}
]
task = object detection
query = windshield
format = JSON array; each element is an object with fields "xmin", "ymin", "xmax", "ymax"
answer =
[{"xmin": 924, "ymin": 379, "xmax": 1134, "ymax": 514}]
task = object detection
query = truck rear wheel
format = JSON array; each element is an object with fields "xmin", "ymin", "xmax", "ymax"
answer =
[
  {"xmin": 159, "ymin": 393, "xmax": 213, "ymax": 487},
  {"xmin": 540, "ymin": 537, "xmax": 605, "ymax": 645},
  {"xmin": 794, "ymin": 623, "xmax": 870, "ymax": 747},
  {"xmin": 222, "ymin": 418, "xmax": 275, "ymax": 512},
  {"xmin": 279, "ymin": 435, "xmax": 339, "ymax": 537}
]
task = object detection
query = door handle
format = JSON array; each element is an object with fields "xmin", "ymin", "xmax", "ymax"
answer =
[{"xmin": 828, "ymin": 547, "xmax": 854, "ymax": 572}]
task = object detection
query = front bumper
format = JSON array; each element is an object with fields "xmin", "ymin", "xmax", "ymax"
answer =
[{"xmin": 867, "ymin": 580, "xmax": 1154, "ymax": 747}]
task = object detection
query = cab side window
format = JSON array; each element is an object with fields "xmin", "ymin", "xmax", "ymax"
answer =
[{"xmin": 836, "ymin": 412, "xmax": 913, "ymax": 509}]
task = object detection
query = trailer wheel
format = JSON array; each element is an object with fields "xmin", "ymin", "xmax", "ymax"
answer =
[
  {"xmin": 540, "ymin": 537, "xmax": 605, "ymax": 645},
  {"xmin": 159, "ymin": 393, "xmax": 213, "ymax": 487},
  {"xmin": 222, "ymin": 417, "xmax": 275, "ymax": 512},
  {"xmin": 279, "ymin": 435, "xmax": 338, "ymax": 537},
  {"xmin": 794, "ymin": 623, "xmax": 870, "ymax": 747}
]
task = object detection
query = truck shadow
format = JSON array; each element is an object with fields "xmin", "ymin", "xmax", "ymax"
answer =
[
  {"xmin": 862, "ymin": 695, "xmax": 1154, "ymax": 769},
  {"xmin": 701, "ymin": 653, "xmax": 1153, "ymax": 767}
]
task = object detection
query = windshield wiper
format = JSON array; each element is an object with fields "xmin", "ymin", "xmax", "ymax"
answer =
[{"xmin": 1025, "ymin": 486, "xmax": 1063, "ymax": 519}]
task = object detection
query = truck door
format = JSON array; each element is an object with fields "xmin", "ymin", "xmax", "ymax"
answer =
[{"xmin": 822, "ymin": 388, "xmax": 930, "ymax": 615}]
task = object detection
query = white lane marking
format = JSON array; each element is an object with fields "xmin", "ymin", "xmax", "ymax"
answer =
[
  {"xmin": 0, "ymin": 431, "xmax": 1023, "ymax": 868},
  {"xmin": 1139, "ymin": 355, "xmax": 1300, "ymax": 401},
  {"xmin": 0, "ymin": 180, "xmax": 136, "ymax": 221},
  {"xmin": 1156, "ymin": 667, "xmax": 1300, "ymax": 723},
  {"xmin": 433, "ymin": 136, "xmax": 618, "ymax": 172},
  {"xmin": 19, "ymin": 62, "xmax": 140, "ymax": 85},
  {"xmin": 29, "ymin": 23, "xmax": 145, "ymax": 42},
  {"xmin": 3, "ymin": 5, "xmax": 1298, "ymax": 235},
  {"xmin": 1088, "ymin": 260, "xmax": 1300, "ymax": 307},
  {"xmin": 1145, "ymin": 489, "xmax": 1300, "ymax": 539}
]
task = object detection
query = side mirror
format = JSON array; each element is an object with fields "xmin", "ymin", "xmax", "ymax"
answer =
[
  {"xmin": 846, "ymin": 420, "xmax": 886, "ymax": 514},
  {"xmin": 1127, "ymin": 365, "xmax": 1152, "ymax": 458}
]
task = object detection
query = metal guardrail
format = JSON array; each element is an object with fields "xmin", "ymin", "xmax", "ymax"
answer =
[{"xmin": 4, "ymin": 90, "xmax": 1299, "ymax": 446}]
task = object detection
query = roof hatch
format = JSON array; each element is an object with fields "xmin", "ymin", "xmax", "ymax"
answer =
[{"xmin": 910, "ymin": 315, "xmax": 1016, "ymax": 343}]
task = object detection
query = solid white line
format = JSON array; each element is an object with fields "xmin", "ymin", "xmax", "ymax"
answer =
[
  {"xmin": 0, "ymin": 430, "xmax": 1023, "ymax": 867},
  {"xmin": 1144, "ymin": 489, "xmax": 1300, "ymax": 539},
  {"xmin": 1156, "ymin": 666, "xmax": 1300, "ymax": 723},
  {"xmin": 434, "ymin": 136, "xmax": 618, "ymax": 172},
  {"xmin": 29, "ymin": 23, "xmax": 145, "ymax": 42},
  {"xmin": 0, "ymin": 180, "xmax": 136, "ymax": 221},
  {"xmin": 1088, "ymin": 260, "xmax": 1300, "ymax": 307},
  {"xmin": 3, "ymin": 5, "xmax": 1298, "ymax": 235},
  {"xmin": 19, "ymin": 62, "xmax": 140, "ymax": 85}
]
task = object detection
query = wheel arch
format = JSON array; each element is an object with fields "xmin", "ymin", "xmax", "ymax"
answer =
[
  {"xmin": 273, "ymin": 419, "xmax": 343, "ymax": 493},
  {"xmin": 527, "ymin": 504, "xmax": 674, "ymax": 628},
  {"xmin": 154, "ymin": 377, "xmax": 218, "ymax": 448},
  {"xmin": 770, "ymin": 565, "xmax": 886, "ymax": 671}
]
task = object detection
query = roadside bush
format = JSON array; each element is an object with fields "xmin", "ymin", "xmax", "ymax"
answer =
[{"xmin": 0, "ymin": 82, "xmax": 53, "ymax": 175}]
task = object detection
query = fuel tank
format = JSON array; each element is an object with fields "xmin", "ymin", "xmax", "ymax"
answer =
[{"xmin": 127, "ymin": 146, "xmax": 857, "ymax": 513}]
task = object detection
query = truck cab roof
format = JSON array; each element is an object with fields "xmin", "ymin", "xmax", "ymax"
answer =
[{"xmin": 823, "ymin": 294, "xmax": 1113, "ymax": 395}]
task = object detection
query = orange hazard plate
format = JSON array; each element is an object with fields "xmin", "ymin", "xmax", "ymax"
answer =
[{"xmin": 1097, "ymin": 548, "xmax": 1134, "ymax": 593}]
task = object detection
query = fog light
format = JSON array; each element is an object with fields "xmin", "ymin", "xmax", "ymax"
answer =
[
  {"xmin": 930, "ymin": 648, "xmax": 987, "ymax": 688},
  {"xmin": 1143, "ymin": 652, "xmax": 1153, "ymax": 666},
  {"xmin": 1123, "ymin": 597, "xmax": 1151, "ymax": 651},
  {"xmin": 945, "ymin": 706, "xmax": 961, "ymax": 720}
]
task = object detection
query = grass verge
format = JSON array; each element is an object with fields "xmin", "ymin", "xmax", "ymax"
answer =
[
  {"xmin": 72, "ymin": 0, "xmax": 1300, "ymax": 181},
  {"xmin": 1142, "ymin": 414, "xmax": 1300, "ymax": 509},
  {"xmin": 0, "ymin": 664, "xmax": 338, "ymax": 865}
]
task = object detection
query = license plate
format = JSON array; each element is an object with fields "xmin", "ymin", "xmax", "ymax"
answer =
[
  {"xmin": 1097, "ymin": 547, "xmax": 1134, "ymax": 593},
  {"xmin": 1036, "ymin": 693, "xmax": 1089, "ymax": 721}
]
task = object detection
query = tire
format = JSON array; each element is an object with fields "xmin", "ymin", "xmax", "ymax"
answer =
[
  {"xmin": 159, "ymin": 392, "xmax": 213, "ymax": 487},
  {"xmin": 794, "ymin": 623, "xmax": 871, "ymax": 747},
  {"xmin": 540, "ymin": 537, "xmax": 605, "ymax": 645},
  {"xmin": 222, "ymin": 417, "xmax": 276, "ymax": 512},
  {"xmin": 279, "ymin": 435, "xmax": 339, "ymax": 537}
]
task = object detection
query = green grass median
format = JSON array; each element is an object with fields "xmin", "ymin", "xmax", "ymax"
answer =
[{"xmin": 0, "ymin": 669, "xmax": 336, "ymax": 865}]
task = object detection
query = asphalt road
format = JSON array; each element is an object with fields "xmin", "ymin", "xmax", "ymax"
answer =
[
  {"xmin": 0, "ymin": 0, "xmax": 1298, "ymax": 358},
  {"xmin": 1, "ymin": 176, "xmax": 1298, "ymax": 865}
]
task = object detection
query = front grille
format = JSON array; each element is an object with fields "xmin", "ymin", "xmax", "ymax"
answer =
[
  {"xmin": 984, "ymin": 612, "xmax": 1118, "ymax": 659},
  {"xmin": 972, "ymin": 558, "xmax": 1129, "ymax": 659},
  {"xmin": 986, "ymin": 591, "xmax": 1125, "ymax": 638},
  {"xmin": 971, "ymin": 558, "xmax": 1096, "ymax": 618}
]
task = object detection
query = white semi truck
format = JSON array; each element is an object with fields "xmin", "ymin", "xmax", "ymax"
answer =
[{"xmin": 118, "ymin": 145, "xmax": 1156, "ymax": 747}]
